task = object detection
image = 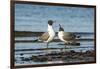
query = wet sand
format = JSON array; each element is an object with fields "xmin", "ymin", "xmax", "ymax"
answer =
[{"xmin": 15, "ymin": 50, "xmax": 95, "ymax": 65}]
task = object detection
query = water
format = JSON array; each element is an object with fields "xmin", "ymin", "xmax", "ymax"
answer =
[
  {"xmin": 14, "ymin": 4, "xmax": 95, "ymax": 66},
  {"xmin": 15, "ymin": 33, "xmax": 95, "ymax": 66},
  {"xmin": 15, "ymin": 4, "xmax": 94, "ymax": 32}
]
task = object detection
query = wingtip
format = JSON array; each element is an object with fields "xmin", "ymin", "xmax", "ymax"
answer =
[
  {"xmin": 33, "ymin": 39, "xmax": 38, "ymax": 42},
  {"xmin": 77, "ymin": 35, "xmax": 81, "ymax": 38}
]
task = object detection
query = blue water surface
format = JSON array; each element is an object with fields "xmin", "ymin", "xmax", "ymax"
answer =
[{"xmin": 15, "ymin": 4, "xmax": 94, "ymax": 32}]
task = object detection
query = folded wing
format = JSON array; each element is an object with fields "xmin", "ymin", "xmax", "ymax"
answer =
[
  {"xmin": 63, "ymin": 32, "xmax": 76, "ymax": 41},
  {"xmin": 39, "ymin": 32, "xmax": 50, "ymax": 41}
]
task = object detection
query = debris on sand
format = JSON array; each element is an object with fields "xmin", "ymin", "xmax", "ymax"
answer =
[{"xmin": 29, "ymin": 50, "xmax": 95, "ymax": 62}]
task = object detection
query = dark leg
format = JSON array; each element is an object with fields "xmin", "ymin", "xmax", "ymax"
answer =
[
  {"xmin": 47, "ymin": 42, "xmax": 49, "ymax": 49},
  {"xmin": 46, "ymin": 42, "xmax": 49, "ymax": 54},
  {"xmin": 62, "ymin": 44, "xmax": 67, "ymax": 60},
  {"xmin": 64, "ymin": 45, "xmax": 66, "ymax": 52},
  {"xmin": 46, "ymin": 42, "xmax": 50, "ymax": 61},
  {"xmin": 64, "ymin": 44, "xmax": 66, "ymax": 52}
]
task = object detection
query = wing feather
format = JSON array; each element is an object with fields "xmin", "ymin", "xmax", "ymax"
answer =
[
  {"xmin": 39, "ymin": 32, "xmax": 50, "ymax": 41},
  {"xmin": 63, "ymin": 32, "xmax": 76, "ymax": 41}
]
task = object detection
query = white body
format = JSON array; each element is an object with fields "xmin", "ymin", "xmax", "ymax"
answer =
[
  {"xmin": 46, "ymin": 25, "xmax": 55, "ymax": 42},
  {"xmin": 58, "ymin": 31, "xmax": 68, "ymax": 43}
]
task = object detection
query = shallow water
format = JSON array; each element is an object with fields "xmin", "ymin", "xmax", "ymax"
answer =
[{"xmin": 15, "ymin": 33, "xmax": 95, "ymax": 66}]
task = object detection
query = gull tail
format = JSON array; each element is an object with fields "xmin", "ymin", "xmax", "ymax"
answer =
[
  {"xmin": 33, "ymin": 39, "xmax": 38, "ymax": 42},
  {"xmin": 76, "ymin": 35, "xmax": 81, "ymax": 38}
]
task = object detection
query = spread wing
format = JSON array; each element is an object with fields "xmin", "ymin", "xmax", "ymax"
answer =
[
  {"xmin": 39, "ymin": 32, "xmax": 50, "ymax": 41},
  {"xmin": 63, "ymin": 32, "xmax": 76, "ymax": 41}
]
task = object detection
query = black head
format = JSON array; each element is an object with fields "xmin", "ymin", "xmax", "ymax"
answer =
[
  {"xmin": 59, "ymin": 24, "xmax": 64, "ymax": 31},
  {"xmin": 48, "ymin": 20, "xmax": 53, "ymax": 25}
]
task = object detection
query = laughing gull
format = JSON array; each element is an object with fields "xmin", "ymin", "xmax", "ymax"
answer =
[
  {"xmin": 58, "ymin": 24, "xmax": 79, "ymax": 44},
  {"xmin": 35, "ymin": 20, "xmax": 55, "ymax": 51}
]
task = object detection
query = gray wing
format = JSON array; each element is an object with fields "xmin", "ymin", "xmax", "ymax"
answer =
[
  {"xmin": 39, "ymin": 32, "xmax": 50, "ymax": 41},
  {"xmin": 63, "ymin": 32, "xmax": 76, "ymax": 41}
]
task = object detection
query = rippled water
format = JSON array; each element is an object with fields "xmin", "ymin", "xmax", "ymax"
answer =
[{"xmin": 15, "ymin": 33, "xmax": 95, "ymax": 65}]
